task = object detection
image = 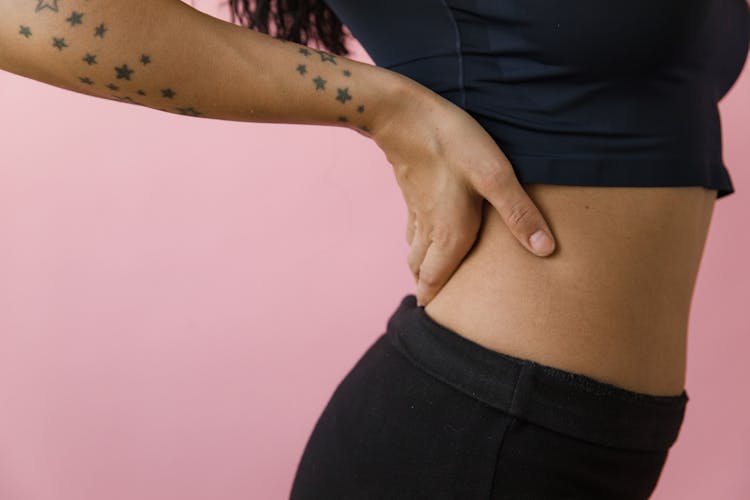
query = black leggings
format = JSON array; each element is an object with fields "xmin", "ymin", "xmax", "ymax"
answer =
[{"xmin": 290, "ymin": 294, "xmax": 689, "ymax": 499}]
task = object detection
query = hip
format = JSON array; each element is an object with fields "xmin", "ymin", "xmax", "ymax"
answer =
[
  {"xmin": 424, "ymin": 183, "xmax": 717, "ymax": 396},
  {"xmin": 291, "ymin": 294, "xmax": 688, "ymax": 499}
]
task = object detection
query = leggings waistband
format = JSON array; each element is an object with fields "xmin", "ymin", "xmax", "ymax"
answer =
[{"xmin": 385, "ymin": 294, "xmax": 689, "ymax": 452}]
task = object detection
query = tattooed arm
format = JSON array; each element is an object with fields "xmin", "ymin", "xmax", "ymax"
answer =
[{"xmin": 0, "ymin": 0, "xmax": 411, "ymax": 136}]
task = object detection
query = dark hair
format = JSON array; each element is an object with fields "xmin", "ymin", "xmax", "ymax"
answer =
[{"xmin": 227, "ymin": 0, "xmax": 351, "ymax": 56}]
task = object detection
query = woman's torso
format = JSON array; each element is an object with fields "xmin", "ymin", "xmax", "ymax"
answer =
[
  {"xmin": 424, "ymin": 185, "xmax": 716, "ymax": 396},
  {"xmin": 320, "ymin": 0, "xmax": 744, "ymax": 396}
]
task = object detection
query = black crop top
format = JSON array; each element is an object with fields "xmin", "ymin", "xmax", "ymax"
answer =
[{"xmin": 324, "ymin": 0, "xmax": 750, "ymax": 199}]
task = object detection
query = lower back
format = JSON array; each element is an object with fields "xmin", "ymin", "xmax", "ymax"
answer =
[{"xmin": 424, "ymin": 184, "xmax": 717, "ymax": 396}]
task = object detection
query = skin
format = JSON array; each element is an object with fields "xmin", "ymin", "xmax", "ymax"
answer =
[
  {"xmin": 0, "ymin": 0, "xmax": 399, "ymax": 132},
  {"xmin": 425, "ymin": 184, "xmax": 716, "ymax": 396},
  {"xmin": 1, "ymin": 1, "xmax": 710, "ymax": 397}
]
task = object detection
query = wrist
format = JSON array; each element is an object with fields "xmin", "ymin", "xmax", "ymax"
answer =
[{"xmin": 364, "ymin": 67, "xmax": 425, "ymax": 140}]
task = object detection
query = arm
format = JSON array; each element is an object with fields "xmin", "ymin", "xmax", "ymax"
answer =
[
  {"xmin": 0, "ymin": 0, "xmax": 410, "ymax": 136},
  {"xmin": 1, "ymin": 1, "xmax": 559, "ymax": 308}
]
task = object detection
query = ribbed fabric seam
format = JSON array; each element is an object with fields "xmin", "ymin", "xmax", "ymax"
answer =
[
  {"xmin": 487, "ymin": 416, "xmax": 516, "ymax": 500},
  {"xmin": 507, "ymin": 363, "xmax": 524, "ymax": 414},
  {"xmin": 440, "ymin": 0, "xmax": 466, "ymax": 108}
]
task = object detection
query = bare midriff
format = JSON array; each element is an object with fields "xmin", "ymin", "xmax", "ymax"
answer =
[{"xmin": 424, "ymin": 184, "xmax": 717, "ymax": 397}]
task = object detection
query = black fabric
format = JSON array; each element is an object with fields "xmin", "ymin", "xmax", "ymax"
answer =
[
  {"xmin": 290, "ymin": 294, "xmax": 689, "ymax": 499},
  {"xmin": 324, "ymin": 0, "xmax": 750, "ymax": 199}
]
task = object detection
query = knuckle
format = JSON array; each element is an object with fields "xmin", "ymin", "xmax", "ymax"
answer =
[
  {"xmin": 394, "ymin": 164, "xmax": 414, "ymax": 183},
  {"xmin": 430, "ymin": 224, "xmax": 451, "ymax": 247},
  {"xmin": 429, "ymin": 224, "xmax": 457, "ymax": 250},
  {"xmin": 417, "ymin": 265, "xmax": 440, "ymax": 287},
  {"xmin": 506, "ymin": 200, "xmax": 533, "ymax": 228}
]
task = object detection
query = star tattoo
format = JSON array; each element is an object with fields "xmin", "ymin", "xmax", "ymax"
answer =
[
  {"xmin": 106, "ymin": 83, "xmax": 120, "ymax": 91},
  {"xmin": 79, "ymin": 76, "xmax": 94, "ymax": 85},
  {"xmin": 82, "ymin": 53, "xmax": 97, "ymax": 65},
  {"xmin": 298, "ymin": 47, "xmax": 311, "ymax": 57},
  {"xmin": 356, "ymin": 104, "xmax": 365, "ymax": 113},
  {"xmin": 137, "ymin": 89, "xmax": 146, "ymax": 96},
  {"xmin": 296, "ymin": 64, "xmax": 307, "ymax": 75},
  {"xmin": 66, "ymin": 11, "xmax": 84, "ymax": 26},
  {"xmin": 318, "ymin": 51, "xmax": 337, "ymax": 64},
  {"xmin": 337, "ymin": 116, "xmax": 349, "ymax": 123},
  {"xmin": 94, "ymin": 23, "xmax": 107, "ymax": 38},
  {"xmin": 34, "ymin": 0, "xmax": 59, "ymax": 12},
  {"xmin": 52, "ymin": 37, "xmax": 68, "ymax": 50},
  {"xmin": 161, "ymin": 88, "xmax": 176, "ymax": 99},
  {"xmin": 335, "ymin": 87, "xmax": 352, "ymax": 104},
  {"xmin": 19, "ymin": 26, "xmax": 32, "ymax": 38},
  {"xmin": 342, "ymin": 69, "xmax": 351, "ymax": 77},
  {"xmin": 176, "ymin": 106, "xmax": 203, "ymax": 117},
  {"xmin": 111, "ymin": 94, "xmax": 142, "ymax": 106},
  {"xmin": 115, "ymin": 64, "xmax": 134, "ymax": 80},
  {"xmin": 140, "ymin": 54, "xmax": 151, "ymax": 65},
  {"xmin": 312, "ymin": 76, "xmax": 326, "ymax": 90}
]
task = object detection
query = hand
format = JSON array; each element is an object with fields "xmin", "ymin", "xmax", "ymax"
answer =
[{"xmin": 371, "ymin": 82, "xmax": 556, "ymax": 307}]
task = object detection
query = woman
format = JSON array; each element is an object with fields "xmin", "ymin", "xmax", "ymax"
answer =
[
  {"xmin": 282, "ymin": 0, "xmax": 748, "ymax": 498},
  {"xmin": 0, "ymin": 0, "xmax": 746, "ymax": 498}
]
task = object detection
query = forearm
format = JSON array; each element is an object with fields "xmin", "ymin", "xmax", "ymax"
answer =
[{"xmin": 0, "ymin": 0, "xmax": 411, "ymax": 136}]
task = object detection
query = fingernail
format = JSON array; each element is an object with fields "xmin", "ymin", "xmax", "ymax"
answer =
[{"xmin": 529, "ymin": 230, "xmax": 554, "ymax": 254}]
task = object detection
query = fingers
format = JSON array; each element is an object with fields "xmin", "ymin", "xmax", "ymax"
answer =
[
  {"xmin": 406, "ymin": 209, "xmax": 416, "ymax": 246},
  {"xmin": 407, "ymin": 223, "xmax": 429, "ymax": 285},
  {"xmin": 410, "ymin": 223, "xmax": 474, "ymax": 306},
  {"xmin": 471, "ymin": 166, "xmax": 556, "ymax": 256}
]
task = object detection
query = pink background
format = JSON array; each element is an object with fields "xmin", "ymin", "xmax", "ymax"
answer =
[{"xmin": 1, "ymin": 2, "xmax": 748, "ymax": 499}]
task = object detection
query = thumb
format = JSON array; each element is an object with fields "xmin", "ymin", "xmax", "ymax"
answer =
[{"xmin": 471, "ymin": 169, "xmax": 556, "ymax": 256}]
